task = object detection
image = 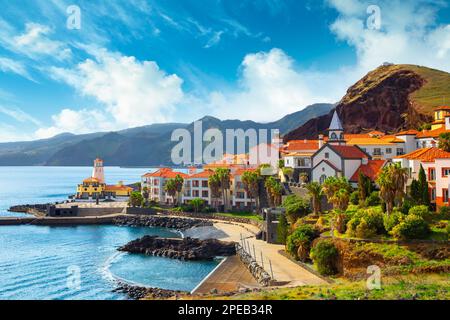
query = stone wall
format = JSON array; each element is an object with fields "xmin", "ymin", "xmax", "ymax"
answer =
[
  {"xmin": 162, "ymin": 210, "xmax": 264, "ymax": 230},
  {"xmin": 235, "ymin": 244, "xmax": 273, "ymax": 286}
]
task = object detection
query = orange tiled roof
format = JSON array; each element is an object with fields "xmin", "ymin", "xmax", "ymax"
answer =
[
  {"xmin": 142, "ymin": 168, "xmax": 188, "ymax": 179},
  {"xmin": 283, "ymin": 140, "xmax": 320, "ymax": 152},
  {"xmin": 233, "ymin": 168, "xmax": 256, "ymax": 176},
  {"xmin": 83, "ymin": 177, "xmax": 100, "ymax": 183},
  {"xmin": 396, "ymin": 130, "xmax": 419, "ymax": 136},
  {"xmin": 329, "ymin": 145, "xmax": 368, "ymax": 159},
  {"xmin": 189, "ymin": 169, "xmax": 215, "ymax": 179},
  {"xmin": 395, "ymin": 147, "xmax": 450, "ymax": 162},
  {"xmin": 104, "ymin": 185, "xmax": 133, "ymax": 191},
  {"xmin": 350, "ymin": 160, "xmax": 387, "ymax": 182},
  {"xmin": 416, "ymin": 127, "xmax": 449, "ymax": 138},
  {"xmin": 435, "ymin": 106, "xmax": 450, "ymax": 111}
]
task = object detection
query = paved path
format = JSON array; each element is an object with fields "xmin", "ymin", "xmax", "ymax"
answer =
[{"xmin": 187, "ymin": 220, "xmax": 328, "ymax": 287}]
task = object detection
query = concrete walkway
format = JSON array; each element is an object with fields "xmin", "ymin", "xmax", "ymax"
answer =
[
  {"xmin": 192, "ymin": 256, "xmax": 260, "ymax": 294},
  {"xmin": 187, "ymin": 220, "xmax": 328, "ymax": 287}
]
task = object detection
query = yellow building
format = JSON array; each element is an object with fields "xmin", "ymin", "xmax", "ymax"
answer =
[
  {"xmin": 75, "ymin": 159, "xmax": 133, "ymax": 200},
  {"xmin": 431, "ymin": 106, "xmax": 450, "ymax": 130}
]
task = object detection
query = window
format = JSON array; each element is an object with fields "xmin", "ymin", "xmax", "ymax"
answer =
[
  {"xmin": 202, "ymin": 190, "xmax": 208, "ymax": 198},
  {"xmin": 442, "ymin": 168, "xmax": 450, "ymax": 177},
  {"xmin": 396, "ymin": 148, "xmax": 404, "ymax": 156},
  {"xmin": 330, "ymin": 133, "xmax": 337, "ymax": 140},
  {"xmin": 325, "ymin": 152, "xmax": 329, "ymax": 159},
  {"xmin": 430, "ymin": 188, "xmax": 436, "ymax": 201},
  {"xmin": 374, "ymin": 148, "xmax": 381, "ymax": 155},
  {"xmin": 193, "ymin": 190, "xmax": 199, "ymax": 197},
  {"xmin": 202, "ymin": 181, "xmax": 208, "ymax": 188},
  {"xmin": 428, "ymin": 168, "xmax": 436, "ymax": 181},
  {"xmin": 193, "ymin": 180, "xmax": 200, "ymax": 187},
  {"xmin": 319, "ymin": 174, "xmax": 327, "ymax": 184},
  {"xmin": 386, "ymin": 148, "xmax": 392, "ymax": 154},
  {"xmin": 443, "ymin": 189, "xmax": 449, "ymax": 203}
]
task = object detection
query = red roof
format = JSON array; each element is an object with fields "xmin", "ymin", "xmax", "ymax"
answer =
[
  {"xmin": 350, "ymin": 160, "xmax": 387, "ymax": 182},
  {"xmin": 395, "ymin": 147, "xmax": 450, "ymax": 162},
  {"xmin": 416, "ymin": 127, "xmax": 448, "ymax": 138},
  {"xmin": 435, "ymin": 106, "xmax": 450, "ymax": 111},
  {"xmin": 189, "ymin": 170, "xmax": 215, "ymax": 179},
  {"xmin": 283, "ymin": 140, "xmax": 320, "ymax": 152},
  {"xmin": 142, "ymin": 168, "xmax": 188, "ymax": 179},
  {"xmin": 396, "ymin": 129, "xmax": 419, "ymax": 136},
  {"xmin": 233, "ymin": 168, "xmax": 256, "ymax": 176},
  {"xmin": 312, "ymin": 159, "xmax": 342, "ymax": 172},
  {"xmin": 328, "ymin": 145, "xmax": 368, "ymax": 159}
]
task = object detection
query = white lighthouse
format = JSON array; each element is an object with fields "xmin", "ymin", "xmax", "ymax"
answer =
[{"xmin": 92, "ymin": 158, "xmax": 105, "ymax": 183}]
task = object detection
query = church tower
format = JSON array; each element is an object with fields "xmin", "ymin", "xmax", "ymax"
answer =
[
  {"xmin": 328, "ymin": 110, "xmax": 345, "ymax": 145},
  {"xmin": 92, "ymin": 158, "xmax": 105, "ymax": 183}
]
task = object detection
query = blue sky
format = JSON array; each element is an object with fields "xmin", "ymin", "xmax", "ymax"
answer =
[{"xmin": 0, "ymin": 0, "xmax": 449, "ymax": 141}]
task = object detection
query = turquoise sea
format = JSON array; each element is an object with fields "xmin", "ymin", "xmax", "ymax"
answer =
[{"xmin": 0, "ymin": 167, "xmax": 218, "ymax": 300}]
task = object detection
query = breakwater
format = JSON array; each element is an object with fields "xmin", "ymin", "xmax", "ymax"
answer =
[
  {"xmin": 119, "ymin": 236, "xmax": 236, "ymax": 261},
  {"xmin": 113, "ymin": 215, "xmax": 213, "ymax": 230}
]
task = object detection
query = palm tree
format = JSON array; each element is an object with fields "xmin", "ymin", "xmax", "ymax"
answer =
[
  {"xmin": 376, "ymin": 163, "xmax": 408, "ymax": 215},
  {"xmin": 216, "ymin": 168, "xmax": 231, "ymax": 211},
  {"xmin": 265, "ymin": 176, "xmax": 283, "ymax": 207},
  {"xmin": 242, "ymin": 171, "xmax": 259, "ymax": 212},
  {"xmin": 332, "ymin": 188, "xmax": 350, "ymax": 211},
  {"xmin": 306, "ymin": 182, "xmax": 322, "ymax": 215},
  {"xmin": 164, "ymin": 179, "xmax": 177, "ymax": 206},
  {"xmin": 190, "ymin": 198, "xmax": 204, "ymax": 213},
  {"xmin": 142, "ymin": 186, "xmax": 150, "ymax": 206},
  {"xmin": 173, "ymin": 174, "xmax": 184, "ymax": 206},
  {"xmin": 322, "ymin": 176, "xmax": 351, "ymax": 210},
  {"xmin": 208, "ymin": 174, "xmax": 222, "ymax": 211}
]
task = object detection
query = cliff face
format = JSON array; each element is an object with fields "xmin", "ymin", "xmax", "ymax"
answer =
[{"xmin": 284, "ymin": 64, "xmax": 449, "ymax": 141}]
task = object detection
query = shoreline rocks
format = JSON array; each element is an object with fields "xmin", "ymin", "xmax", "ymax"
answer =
[
  {"xmin": 119, "ymin": 236, "xmax": 236, "ymax": 260},
  {"xmin": 113, "ymin": 282, "xmax": 187, "ymax": 300},
  {"xmin": 8, "ymin": 204, "xmax": 50, "ymax": 215},
  {"xmin": 113, "ymin": 215, "xmax": 213, "ymax": 230}
]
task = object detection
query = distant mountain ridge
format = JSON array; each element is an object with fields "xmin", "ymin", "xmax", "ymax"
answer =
[
  {"xmin": 0, "ymin": 103, "xmax": 333, "ymax": 166},
  {"xmin": 284, "ymin": 64, "xmax": 450, "ymax": 141}
]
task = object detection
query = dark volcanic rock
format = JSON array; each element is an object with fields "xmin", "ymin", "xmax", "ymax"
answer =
[
  {"xmin": 113, "ymin": 282, "xmax": 187, "ymax": 300},
  {"xmin": 113, "ymin": 215, "xmax": 213, "ymax": 230},
  {"xmin": 119, "ymin": 236, "xmax": 236, "ymax": 260},
  {"xmin": 8, "ymin": 204, "xmax": 50, "ymax": 214},
  {"xmin": 284, "ymin": 65, "xmax": 430, "ymax": 141}
]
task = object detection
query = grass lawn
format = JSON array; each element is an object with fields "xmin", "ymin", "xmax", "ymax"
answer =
[
  {"xmin": 206, "ymin": 274, "xmax": 450, "ymax": 300},
  {"xmin": 216, "ymin": 211, "xmax": 263, "ymax": 221}
]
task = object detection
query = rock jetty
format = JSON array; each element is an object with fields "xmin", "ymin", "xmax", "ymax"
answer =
[
  {"xmin": 113, "ymin": 282, "xmax": 187, "ymax": 300},
  {"xmin": 119, "ymin": 236, "xmax": 236, "ymax": 260},
  {"xmin": 113, "ymin": 215, "xmax": 213, "ymax": 230}
]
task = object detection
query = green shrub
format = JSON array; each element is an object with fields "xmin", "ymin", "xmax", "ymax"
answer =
[
  {"xmin": 438, "ymin": 206, "xmax": 450, "ymax": 220},
  {"xmin": 383, "ymin": 211, "xmax": 405, "ymax": 232},
  {"xmin": 400, "ymin": 198, "xmax": 413, "ymax": 215},
  {"xmin": 363, "ymin": 208, "xmax": 385, "ymax": 234},
  {"xmin": 365, "ymin": 191, "xmax": 381, "ymax": 207},
  {"xmin": 408, "ymin": 205, "xmax": 431, "ymax": 220},
  {"xmin": 391, "ymin": 215, "xmax": 430, "ymax": 240},
  {"xmin": 346, "ymin": 217, "xmax": 361, "ymax": 237},
  {"xmin": 355, "ymin": 219, "xmax": 377, "ymax": 238},
  {"xmin": 284, "ymin": 198, "xmax": 311, "ymax": 224},
  {"xmin": 277, "ymin": 215, "xmax": 289, "ymax": 244},
  {"xmin": 310, "ymin": 240, "xmax": 339, "ymax": 275},
  {"xmin": 350, "ymin": 191, "xmax": 360, "ymax": 205},
  {"xmin": 286, "ymin": 224, "xmax": 318, "ymax": 261},
  {"xmin": 201, "ymin": 206, "xmax": 215, "ymax": 214},
  {"xmin": 334, "ymin": 213, "xmax": 348, "ymax": 234}
]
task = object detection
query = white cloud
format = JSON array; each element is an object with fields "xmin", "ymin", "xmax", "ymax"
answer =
[
  {"xmin": 0, "ymin": 21, "xmax": 72, "ymax": 61},
  {"xmin": 0, "ymin": 57, "xmax": 35, "ymax": 81},
  {"xmin": 34, "ymin": 108, "xmax": 116, "ymax": 139},
  {"xmin": 0, "ymin": 105, "xmax": 41, "ymax": 126},
  {"xmin": 328, "ymin": 0, "xmax": 450, "ymax": 72},
  {"xmin": 0, "ymin": 122, "xmax": 33, "ymax": 142},
  {"xmin": 44, "ymin": 48, "xmax": 184, "ymax": 135},
  {"xmin": 204, "ymin": 48, "xmax": 335, "ymax": 122}
]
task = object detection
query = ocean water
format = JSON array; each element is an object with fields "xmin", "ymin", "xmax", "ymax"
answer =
[{"xmin": 0, "ymin": 167, "xmax": 217, "ymax": 300}]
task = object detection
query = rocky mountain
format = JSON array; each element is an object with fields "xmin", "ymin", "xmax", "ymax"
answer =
[
  {"xmin": 284, "ymin": 64, "xmax": 450, "ymax": 141},
  {"xmin": 0, "ymin": 103, "xmax": 333, "ymax": 166}
]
